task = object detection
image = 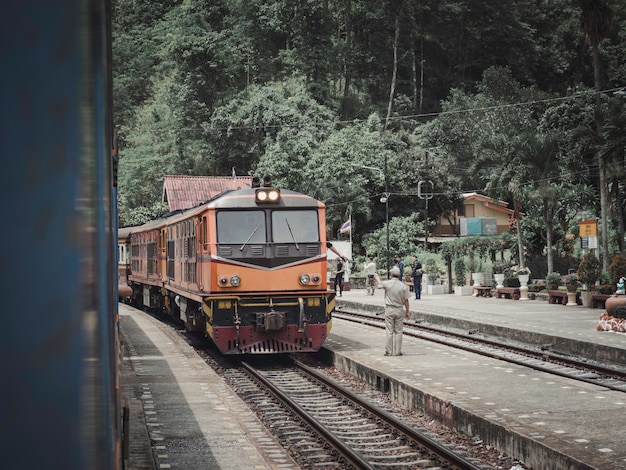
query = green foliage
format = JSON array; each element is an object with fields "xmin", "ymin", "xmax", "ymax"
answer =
[
  {"xmin": 492, "ymin": 261, "xmax": 507, "ymax": 274},
  {"xmin": 608, "ymin": 255, "xmax": 626, "ymax": 285},
  {"xmin": 566, "ymin": 273, "xmax": 578, "ymax": 286},
  {"xmin": 120, "ymin": 201, "xmax": 170, "ymax": 227},
  {"xmin": 578, "ymin": 252, "xmax": 602, "ymax": 288},
  {"xmin": 111, "ymin": 0, "xmax": 626, "ymax": 263},
  {"xmin": 361, "ymin": 213, "xmax": 425, "ymax": 271},
  {"xmin": 423, "ymin": 259, "xmax": 440, "ymax": 277},
  {"xmin": 454, "ymin": 258, "xmax": 466, "ymax": 286},
  {"xmin": 613, "ymin": 306, "xmax": 626, "ymax": 320},
  {"xmin": 598, "ymin": 284, "xmax": 615, "ymax": 295},
  {"xmin": 546, "ymin": 272, "xmax": 564, "ymax": 286}
]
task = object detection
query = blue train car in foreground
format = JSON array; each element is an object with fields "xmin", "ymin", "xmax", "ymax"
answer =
[{"xmin": 1, "ymin": 1, "xmax": 123, "ymax": 469}]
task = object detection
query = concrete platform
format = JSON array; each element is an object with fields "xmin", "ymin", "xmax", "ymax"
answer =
[
  {"xmin": 324, "ymin": 289, "xmax": 626, "ymax": 470},
  {"xmin": 119, "ymin": 303, "xmax": 299, "ymax": 470}
]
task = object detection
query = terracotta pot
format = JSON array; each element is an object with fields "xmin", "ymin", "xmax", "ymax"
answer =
[{"xmin": 606, "ymin": 295, "xmax": 626, "ymax": 316}]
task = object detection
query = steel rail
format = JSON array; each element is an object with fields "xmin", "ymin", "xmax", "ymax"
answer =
[
  {"xmin": 240, "ymin": 360, "xmax": 375, "ymax": 470},
  {"xmin": 293, "ymin": 359, "xmax": 484, "ymax": 470}
]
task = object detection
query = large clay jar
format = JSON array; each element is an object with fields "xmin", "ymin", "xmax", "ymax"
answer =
[{"xmin": 605, "ymin": 295, "xmax": 626, "ymax": 316}]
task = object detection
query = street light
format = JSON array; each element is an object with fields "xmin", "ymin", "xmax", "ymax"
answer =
[
  {"xmin": 351, "ymin": 156, "xmax": 391, "ymax": 278},
  {"xmin": 418, "ymin": 180, "xmax": 434, "ymax": 246}
]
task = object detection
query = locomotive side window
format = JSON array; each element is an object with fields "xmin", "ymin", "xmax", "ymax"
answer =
[
  {"xmin": 217, "ymin": 211, "xmax": 266, "ymax": 244},
  {"xmin": 272, "ymin": 210, "xmax": 319, "ymax": 243}
]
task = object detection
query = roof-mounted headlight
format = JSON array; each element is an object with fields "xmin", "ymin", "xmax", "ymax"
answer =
[{"xmin": 255, "ymin": 188, "xmax": 280, "ymax": 204}]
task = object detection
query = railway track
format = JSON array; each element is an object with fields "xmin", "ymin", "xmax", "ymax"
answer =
[
  {"xmin": 225, "ymin": 356, "xmax": 485, "ymax": 470},
  {"xmin": 334, "ymin": 310, "xmax": 626, "ymax": 393}
]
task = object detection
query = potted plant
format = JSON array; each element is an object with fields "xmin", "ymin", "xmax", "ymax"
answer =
[
  {"xmin": 424, "ymin": 259, "xmax": 444, "ymax": 295},
  {"xmin": 566, "ymin": 273, "xmax": 579, "ymax": 292},
  {"xmin": 578, "ymin": 252, "xmax": 601, "ymax": 290},
  {"xmin": 454, "ymin": 258, "xmax": 472, "ymax": 295},
  {"xmin": 512, "ymin": 266, "xmax": 531, "ymax": 289},
  {"xmin": 564, "ymin": 273, "xmax": 579, "ymax": 306},
  {"xmin": 546, "ymin": 272, "xmax": 563, "ymax": 291},
  {"xmin": 492, "ymin": 261, "xmax": 506, "ymax": 289}
]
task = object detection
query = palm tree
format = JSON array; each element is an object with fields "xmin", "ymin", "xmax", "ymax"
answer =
[
  {"xmin": 486, "ymin": 132, "xmax": 564, "ymax": 273},
  {"xmin": 601, "ymin": 101, "xmax": 626, "ymax": 255},
  {"xmin": 579, "ymin": 0, "xmax": 614, "ymax": 270}
]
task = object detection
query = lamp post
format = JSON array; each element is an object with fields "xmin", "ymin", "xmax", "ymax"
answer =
[
  {"xmin": 351, "ymin": 157, "xmax": 390, "ymax": 277},
  {"xmin": 382, "ymin": 156, "xmax": 390, "ymax": 278},
  {"xmin": 417, "ymin": 180, "xmax": 434, "ymax": 247}
]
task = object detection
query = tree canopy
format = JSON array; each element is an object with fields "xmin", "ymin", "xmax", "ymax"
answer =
[{"xmin": 113, "ymin": 0, "xmax": 626, "ymax": 271}]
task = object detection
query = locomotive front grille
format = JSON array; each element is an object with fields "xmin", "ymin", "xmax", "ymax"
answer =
[
  {"xmin": 306, "ymin": 245, "xmax": 320, "ymax": 256},
  {"xmin": 275, "ymin": 245, "xmax": 289, "ymax": 256},
  {"xmin": 249, "ymin": 245, "xmax": 265, "ymax": 256},
  {"xmin": 218, "ymin": 246, "xmax": 233, "ymax": 257}
]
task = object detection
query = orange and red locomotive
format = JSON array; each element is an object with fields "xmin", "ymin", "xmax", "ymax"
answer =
[{"xmin": 119, "ymin": 177, "xmax": 335, "ymax": 354}]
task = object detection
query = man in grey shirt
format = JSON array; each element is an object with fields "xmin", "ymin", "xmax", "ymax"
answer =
[{"xmin": 374, "ymin": 266, "xmax": 410, "ymax": 356}]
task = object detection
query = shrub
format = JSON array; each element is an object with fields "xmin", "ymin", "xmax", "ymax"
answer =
[
  {"xmin": 546, "ymin": 272, "xmax": 563, "ymax": 287},
  {"xmin": 424, "ymin": 258, "xmax": 439, "ymax": 276},
  {"xmin": 608, "ymin": 254, "xmax": 626, "ymax": 285},
  {"xmin": 578, "ymin": 252, "xmax": 601, "ymax": 288},
  {"xmin": 598, "ymin": 284, "xmax": 614, "ymax": 295},
  {"xmin": 454, "ymin": 258, "xmax": 466, "ymax": 286},
  {"xmin": 613, "ymin": 306, "xmax": 626, "ymax": 320},
  {"xmin": 566, "ymin": 273, "xmax": 578, "ymax": 286},
  {"xmin": 492, "ymin": 261, "xmax": 507, "ymax": 274}
]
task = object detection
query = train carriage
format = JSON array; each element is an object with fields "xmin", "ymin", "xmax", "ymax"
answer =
[{"xmin": 124, "ymin": 177, "xmax": 334, "ymax": 354}]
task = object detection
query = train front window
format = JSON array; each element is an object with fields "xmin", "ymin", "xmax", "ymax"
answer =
[
  {"xmin": 217, "ymin": 211, "xmax": 266, "ymax": 244},
  {"xmin": 272, "ymin": 210, "xmax": 319, "ymax": 243}
]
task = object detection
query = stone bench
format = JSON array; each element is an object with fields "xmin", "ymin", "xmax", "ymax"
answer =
[
  {"xmin": 592, "ymin": 294, "xmax": 611, "ymax": 309},
  {"xmin": 496, "ymin": 287, "xmax": 520, "ymax": 300},
  {"xmin": 474, "ymin": 286, "xmax": 493, "ymax": 297},
  {"xmin": 548, "ymin": 290, "xmax": 568, "ymax": 305}
]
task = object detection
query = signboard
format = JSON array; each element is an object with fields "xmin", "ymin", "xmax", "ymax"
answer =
[
  {"xmin": 581, "ymin": 236, "xmax": 598, "ymax": 250},
  {"xmin": 579, "ymin": 220, "xmax": 598, "ymax": 237}
]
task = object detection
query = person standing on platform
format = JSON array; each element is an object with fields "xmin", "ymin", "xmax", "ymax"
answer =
[
  {"xmin": 410, "ymin": 255, "xmax": 423, "ymax": 300},
  {"xmin": 395, "ymin": 255, "xmax": 405, "ymax": 280},
  {"xmin": 364, "ymin": 256, "xmax": 377, "ymax": 295},
  {"xmin": 374, "ymin": 266, "xmax": 410, "ymax": 356},
  {"xmin": 333, "ymin": 258, "xmax": 345, "ymax": 297}
]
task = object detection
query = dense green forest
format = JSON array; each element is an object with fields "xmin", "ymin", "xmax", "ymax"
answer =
[{"xmin": 113, "ymin": 0, "xmax": 626, "ymax": 275}]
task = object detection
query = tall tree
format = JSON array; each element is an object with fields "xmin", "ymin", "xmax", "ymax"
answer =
[{"xmin": 580, "ymin": 0, "xmax": 614, "ymax": 270}]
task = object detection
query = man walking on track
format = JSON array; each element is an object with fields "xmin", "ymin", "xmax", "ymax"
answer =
[{"xmin": 374, "ymin": 266, "xmax": 410, "ymax": 356}]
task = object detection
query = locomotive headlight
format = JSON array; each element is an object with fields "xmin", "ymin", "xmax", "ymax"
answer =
[
  {"xmin": 255, "ymin": 188, "xmax": 281, "ymax": 203},
  {"xmin": 267, "ymin": 189, "xmax": 279, "ymax": 201},
  {"xmin": 299, "ymin": 274, "xmax": 311, "ymax": 285},
  {"xmin": 230, "ymin": 275, "xmax": 241, "ymax": 287}
]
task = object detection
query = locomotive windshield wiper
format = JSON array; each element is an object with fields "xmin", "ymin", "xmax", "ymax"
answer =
[
  {"xmin": 284, "ymin": 218, "xmax": 300, "ymax": 250},
  {"xmin": 240, "ymin": 222, "xmax": 263, "ymax": 251}
]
